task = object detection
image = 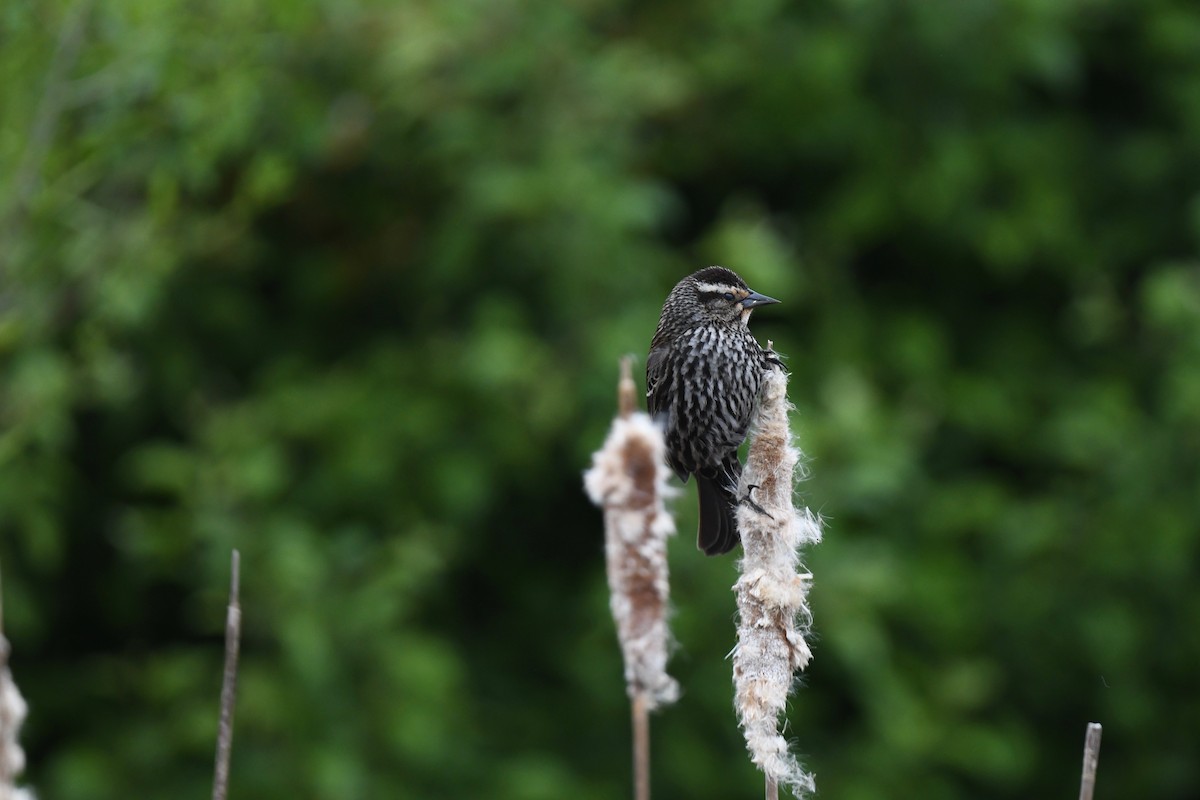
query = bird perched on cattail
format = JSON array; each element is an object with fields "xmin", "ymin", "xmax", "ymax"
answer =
[{"xmin": 646, "ymin": 266, "xmax": 782, "ymax": 555}]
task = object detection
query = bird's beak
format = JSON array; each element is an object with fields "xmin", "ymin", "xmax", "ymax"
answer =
[{"xmin": 742, "ymin": 291, "xmax": 780, "ymax": 309}]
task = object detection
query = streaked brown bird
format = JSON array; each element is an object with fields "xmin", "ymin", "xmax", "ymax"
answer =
[{"xmin": 646, "ymin": 266, "xmax": 781, "ymax": 555}]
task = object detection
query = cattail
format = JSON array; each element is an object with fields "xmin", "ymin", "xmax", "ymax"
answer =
[
  {"xmin": 732, "ymin": 359, "xmax": 821, "ymax": 798},
  {"xmin": 584, "ymin": 356, "xmax": 678, "ymax": 800},
  {"xmin": 1, "ymin": 582, "xmax": 35, "ymax": 800}
]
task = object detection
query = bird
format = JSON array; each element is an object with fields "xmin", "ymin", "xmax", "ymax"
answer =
[{"xmin": 646, "ymin": 266, "xmax": 782, "ymax": 555}]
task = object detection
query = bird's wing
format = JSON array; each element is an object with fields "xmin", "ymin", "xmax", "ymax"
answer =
[
  {"xmin": 645, "ymin": 345, "xmax": 670, "ymax": 420},
  {"xmin": 646, "ymin": 345, "xmax": 690, "ymax": 483}
]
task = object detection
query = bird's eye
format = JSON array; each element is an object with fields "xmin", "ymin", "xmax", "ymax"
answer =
[{"xmin": 723, "ymin": 292, "xmax": 735, "ymax": 301}]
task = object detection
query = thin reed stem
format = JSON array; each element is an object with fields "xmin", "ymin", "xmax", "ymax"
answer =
[
  {"xmin": 765, "ymin": 776, "xmax": 778, "ymax": 800},
  {"xmin": 632, "ymin": 692, "xmax": 650, "ymax": 800},
  {"xmin": 212, "ymin": 550, "xmax": 242, "ymax": 800},
  {"xmin": 618, "ymin": 355, "xmax": 636, "ymax": 420},
  {"xmin": 1078, "ymin": 722, "xmax": 1102, "ymax": 800}
]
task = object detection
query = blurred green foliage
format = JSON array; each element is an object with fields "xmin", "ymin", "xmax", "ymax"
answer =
[{"xmin": 3, "ymin": 0, "xmax": 1200, "ymax": 798}]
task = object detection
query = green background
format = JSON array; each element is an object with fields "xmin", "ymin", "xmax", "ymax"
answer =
[{"xmin": 3, "ymin": 1, "xmax": 1199, "ymax": 798}]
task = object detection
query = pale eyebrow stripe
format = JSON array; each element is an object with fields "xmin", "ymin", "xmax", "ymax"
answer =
[{"xmin": 695, "ymin": 282, "xmax": 744, "ymax": 295}]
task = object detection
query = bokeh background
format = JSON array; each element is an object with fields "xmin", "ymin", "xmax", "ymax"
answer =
[{"xmin": 3, "ymin": 1, "xmax": 1200, "ymax": 798}]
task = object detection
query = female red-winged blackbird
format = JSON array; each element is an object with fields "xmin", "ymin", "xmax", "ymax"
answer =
[{"xmin": 646, "ymin": 266, "xmax": 781, "ymax": 555}]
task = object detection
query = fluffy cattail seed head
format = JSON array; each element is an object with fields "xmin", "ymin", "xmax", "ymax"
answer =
[
  {"xmin": 1, "ymin": 628, "xmax": 35, "ymax": 800},
  {"xmin": 584, "ymin": 357, "xmax": 679, "ymax": 709},
  {"xmin": 732, "ymin": 361, "xmax": 821, "ymax": 797}
]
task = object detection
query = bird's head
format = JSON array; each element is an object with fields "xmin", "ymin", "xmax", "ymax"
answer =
[{"xmin": 686, "ymin": 266, "xmax": 780, "ymax": 326}]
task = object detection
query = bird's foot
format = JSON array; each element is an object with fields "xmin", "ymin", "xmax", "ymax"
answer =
[
  {"xmin": 763, "ymin": 348, "xmax": 787, "ymax": 372},
  {"xmin": 739, "ymin": 484, "xmax": 773, "ymax": 519}
]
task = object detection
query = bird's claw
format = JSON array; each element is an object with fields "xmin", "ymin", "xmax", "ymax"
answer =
[{"xmin": 739, "ymin": 483, "xmax": 773, "ymax": 519}]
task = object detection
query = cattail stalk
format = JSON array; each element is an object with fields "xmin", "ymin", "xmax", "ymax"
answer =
[
  {"xmin": 1, "ymin": 568, "xmax": 34, "ymax": 800},
  {"xmin": 212, "ymin": 550, "xmax": 242, "ymax": 800},
  {"xmin": 584, "ymin": 356, "xmax": 679, "ymax": 800},
  {"xmin": 733, "ymin": 358, "xmax": 821, "ymax": 798},
  {"xmin": 1078, "ymin": 723, "xmax": 1102, "ymax": 800}
]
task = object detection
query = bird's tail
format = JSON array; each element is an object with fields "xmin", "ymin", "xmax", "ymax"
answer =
[{"xmin": 695, "ymin": 460, "xmax": 740, "ymax": 556}]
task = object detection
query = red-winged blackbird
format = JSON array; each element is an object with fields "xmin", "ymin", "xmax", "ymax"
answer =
[{"xmin": 646, "ymin": 266, "xmax": 781, "ymax": 555}]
